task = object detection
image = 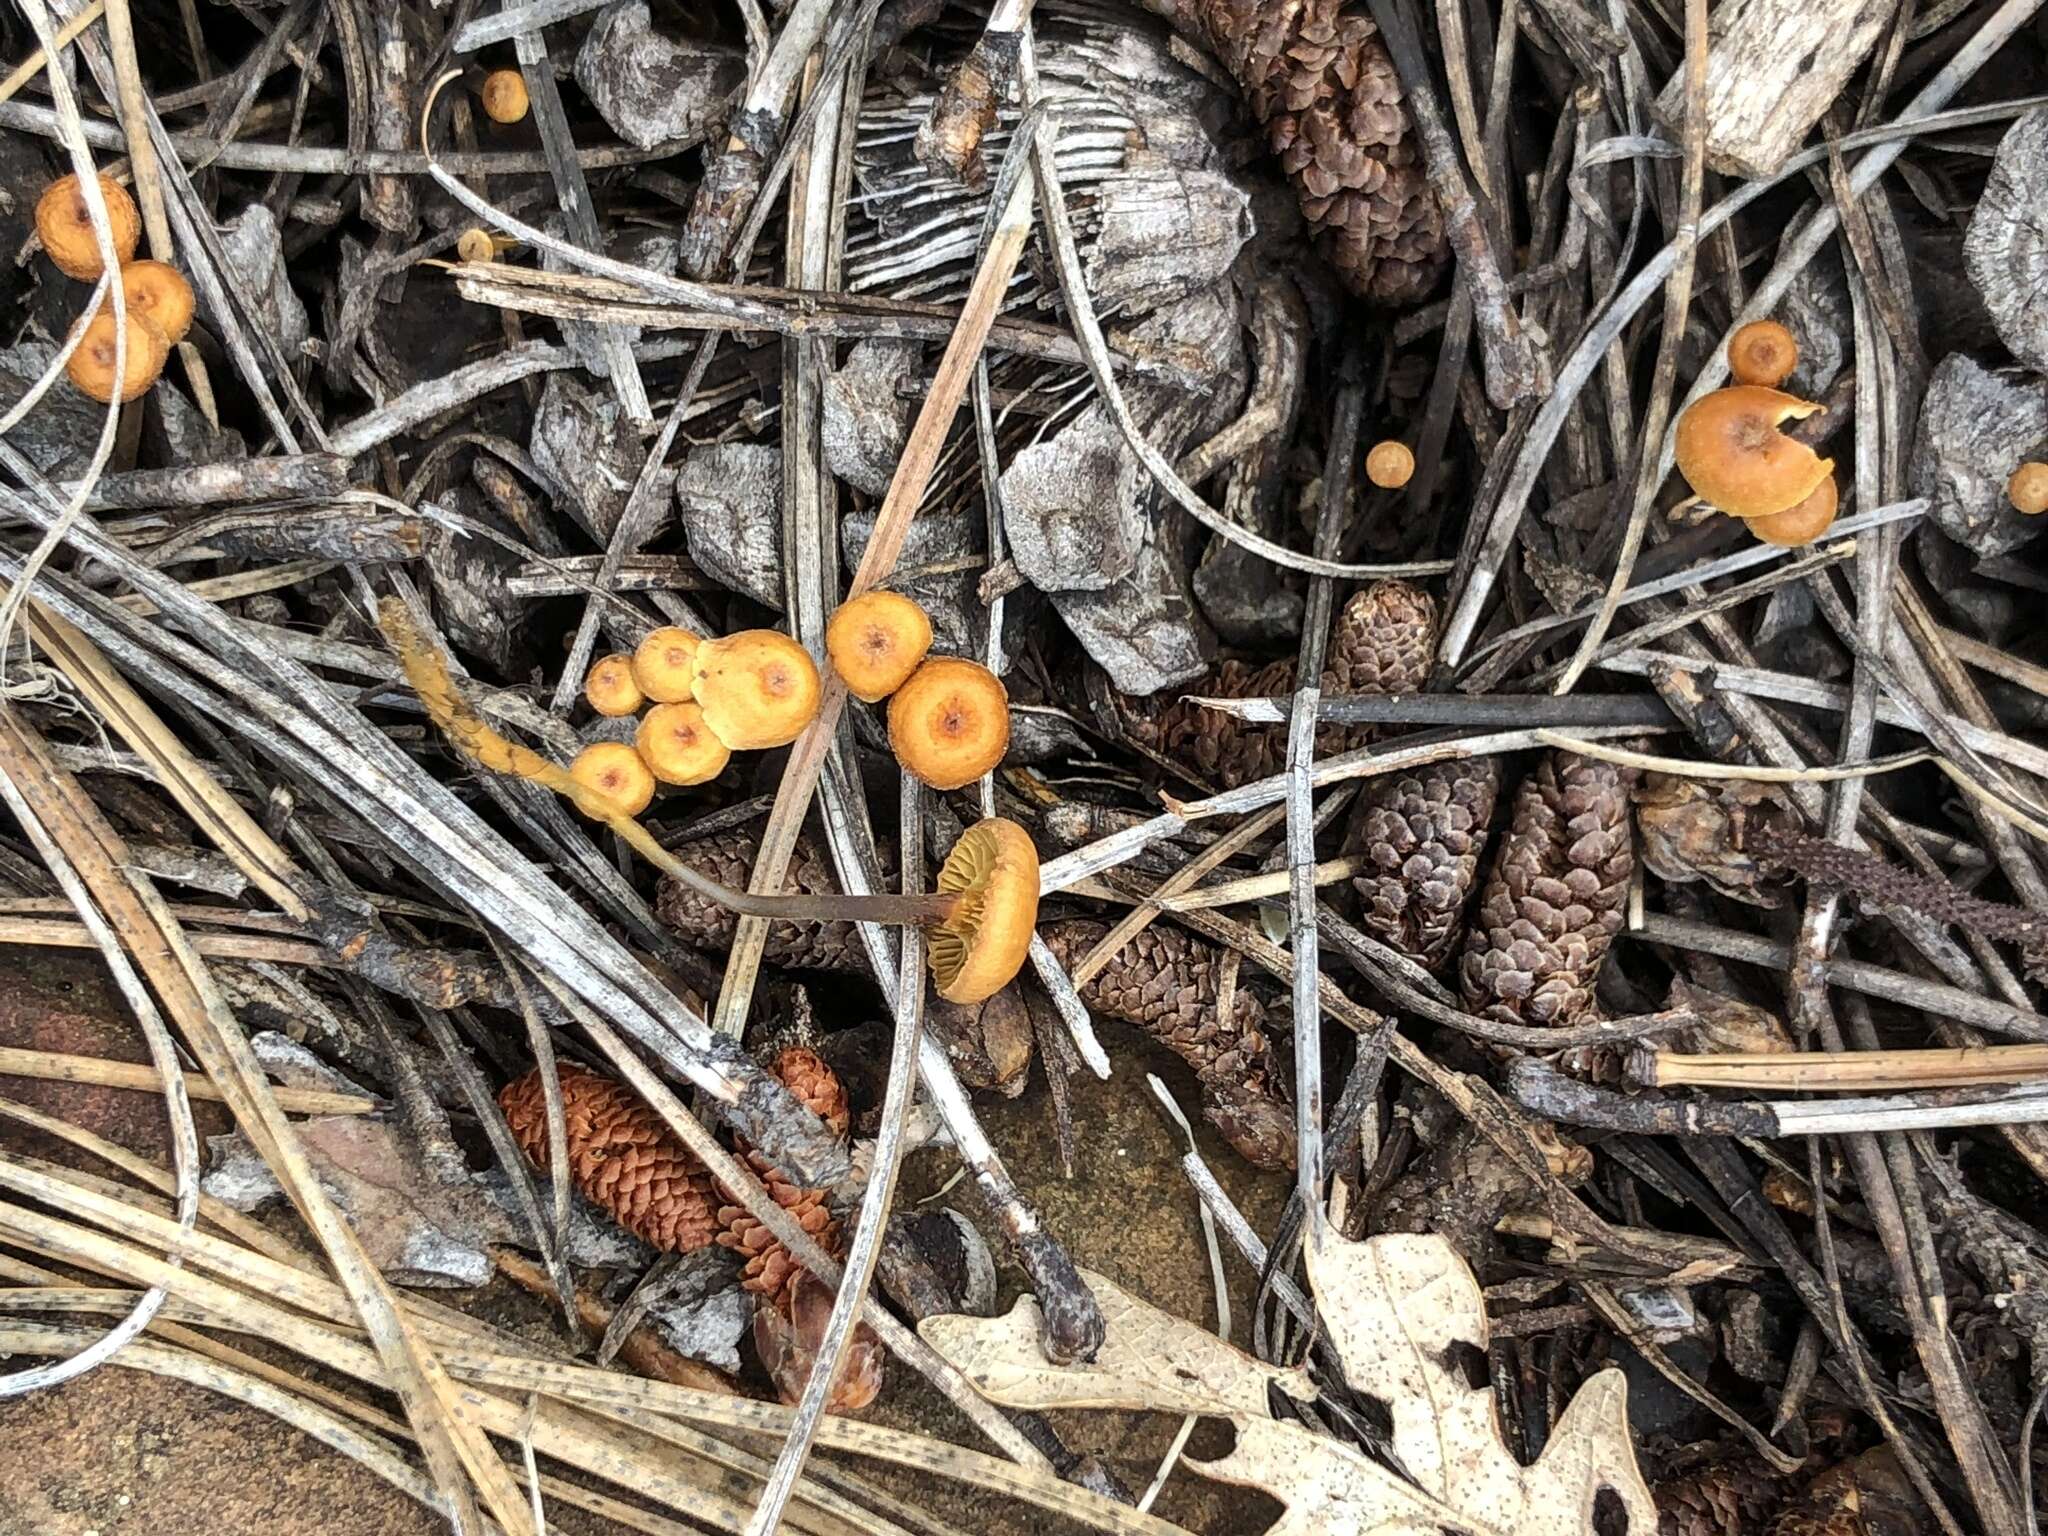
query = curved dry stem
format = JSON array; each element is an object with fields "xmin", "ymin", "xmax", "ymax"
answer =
[{"xmin": 378, "ymin": 598, "xmax": 952, "ymax": 927}]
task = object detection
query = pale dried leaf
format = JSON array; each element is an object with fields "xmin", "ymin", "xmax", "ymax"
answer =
[
  {"xmin": 922, "ymin": 1234, "xmax": 1657, "ymax": 1536},
  {"xmin": 918, "ymin": 1265, "xmax": 1312, "ymax": 1417}
]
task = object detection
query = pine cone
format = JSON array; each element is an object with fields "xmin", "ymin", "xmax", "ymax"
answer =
[
  {"xmin": 1122, "ymin": 581, "xmax": 1438, "ymax": 790},
  {"xmin": 1141, "ymin": 0, "xmax": 1446, "ymax": 301},
  {"xmin": 1766, "ymin": 1449, "xmax": 1920, "ymax": 1536},
  {"xmin": 1459, "ymin": 751, "xmax": 1636, "ymax": 1029},
  {"xmin": 1344, "ymin": 756, "xmax": 1500, "ymax": 970},
  {"xmin": 498, "ymin": 1064, "xmax": 719, "ymax": 1255},
  {"xmin": 1040, "ymin": 917, "xmax": 1294, "ymax": 1169},
  {"xmin": 1654, "ymin": 1453, "xmax": 1793, "ymax": 1536},
  {"xmin": 717, "ymin": 1047, "xmax": 851, "ymax": 1315},
  {"xmin": 655, "ymin": 829, "xmax": 869, "ymax": 974}
]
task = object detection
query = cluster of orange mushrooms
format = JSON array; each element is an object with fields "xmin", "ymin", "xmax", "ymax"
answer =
[
  {"xmin": 1673, "ymin": 320, "xmax": 1839, "ymax": 546},
  {"xmin": 551, "ymin": 592, "xmax": 1032, "ymax": 1006},
  {"xmin": 35, "ymin": 173, "xmax": 194, "ymax": 405}
]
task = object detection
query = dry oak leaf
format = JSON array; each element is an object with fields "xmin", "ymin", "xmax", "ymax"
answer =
[{"xmin": 921, "ymin": 1233, "xmax": 1656, "ymax": 1536}]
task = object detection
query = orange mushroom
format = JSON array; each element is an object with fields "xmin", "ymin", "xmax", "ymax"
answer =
[
  {"xmin": 888, "ymin": 657, "xmax": 1009, "ymax": 791},
  {"xmin": 1727, "ymin": 320, "xmax": 1799, "ymax": 388},
  {"xmin": 569, "ymin": 742, "xmax": 655, "ymax": 816},
  {"xmin": 583, "ymin": 653, "xmax": 644, "ymax": 717},
  {"xmin": 35, "ymin": 174, "xmax": 140, "ymax": 280},
  {"xmin": 1673, "ymin": 386, "xmax": 1834, "ymax": 520},
  {"xmin": 690, "ymin": 630, "xmax": 821, "ymax": 750},
  {"xmin": 636, "ymin": 701, "xmax": 731, "ymax": 786},
  {"xmin": 928, "ymin": 818, "xmax": 1040, "ymax": 1004},
  {"xmin": 456, "ymin": 228, "xmax": 497, "ymax": 264},
  {"xmin": 120, "ymin": 261, "xmax": 195, "ymax": 345},
  {"xmin": 2009, "ymin": 462, "xmax": 2048, "ymax": 516},
  {"xmin": 1748, "ymin": 475, "xmax": 1839, "ymax": 548},
  {"xmin": 64, "ymin": 309, "xmax": 167, "ymax": 403},
  {"xmin": 826, "ymin": 590, "xmax": 933, "ymax": 702},
  {"xmin": 481, "ymin": 68, "xmax": 530, "ymax": 124},
  {"xmin": 631, "ymin": 626, "xmax": 701, "ymax": 704},
  {"xmin": 1365, "ymin": 440, "xmax": 1415, "ymax": 489}
]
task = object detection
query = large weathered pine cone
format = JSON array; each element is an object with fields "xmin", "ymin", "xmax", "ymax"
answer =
[
  {"xmin": 1344, "ymin": 756, "xmax": 1501, "ymax": 970},
  {"xmin": 1039, "ymin": 917, "xmax": 1294, "ymax": 1169},
  {"xmin": 1458, "ymin": 751, "xmax": 1635, "ymax": 1029},
  {"xmin": 499, "ymin": 1063, "xmax": 720, "ymax": 1255},
  {"xmin": 1122, "ymin": 580, "xmax": 1439, "ymax": 790},
  {"xmin": 1141, "ymin": 0, "xmax": 1447, "ymax": 301}
]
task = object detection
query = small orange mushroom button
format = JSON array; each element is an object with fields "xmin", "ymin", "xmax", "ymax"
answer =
[
  {"xmin": 1365, "ymin": 440, "xmax": 1415, "ymax": 489},
  {"xmin": 888, "ymin": 656, "xmax": 1009, "ymax": 791},
  {"xmin": 2009, "ymin": 462, "xmax": 2048, "ymax": 516},
  {"xmin": 1748, "ymin": 475, "xmax": 1838, "ymax": 548},
  {"xmin": 120, "ymin": 261, "xmax": 195, "ymax": 345},
  {"xmin": 481, "ymin": 68, "xmax": 531, "ymax": 124},
  {"xmin": 929, "ymin": 818, "xmax": 1040, "ymax": 1004},
  {"xmin": 36, "ymin": 174, "xmax": 139, "ymax": 280},
  {"xmin": 1727, "ymin": 320, "xmax": 1799, "ymax": 388},
  {"xmin": 636, "ymin": 702, "xmax": 731, "ymax": 787},
  {"xmin": 584, "ymin": 653, "xmax": 644, "ymax": 717},
  {"xmin": 631, "ymin": 626, "xmax": 701, "ymax": 704},
  {"xmin": 1673, "ymin": 385, "xmax": 1834, "ymax": 520},
  {"xmin": 826, "ymin": 590, "xmax": 933, "ymax": 702},
  {"xmin": 65, "ymin": 310, "xmax": 167, "ymax": 403},
  {"xmin": 690, "ymin": 630, "xmax": 822, "ymax": 750},
  {"xmin": 569, "ymin": 742, "xmax": 655, "ymax": 817}
]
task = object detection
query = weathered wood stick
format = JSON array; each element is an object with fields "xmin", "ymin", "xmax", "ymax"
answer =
[{"xmin": 1637, "ymin": 1043, "xmax": 2048, "ymax": 1093}]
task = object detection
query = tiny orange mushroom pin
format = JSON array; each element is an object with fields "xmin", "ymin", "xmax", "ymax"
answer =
[
  {"xmin": 2008, "ymin": 462, "xmax": 2048, "ymax": 516},
  {"xmin": 1727, "ymin": 320, "xmax": 1799, "ymax": 389},
  {"xmin": 36, "ymin": 174, "xmax": 139, "ymax": 280},
  {"xmin": 636, "ymin": 701, "xmax": 731, "ymax": 787},
  {"xmin": 1673, "ymin": 386, "xmax": 1834, "ymax": 521},
  {"xmin": 119, "ymin": 261, "xmax": 195, "ymax": 345},
  {"xmin": 631, "ymin": 626, "xmax": 701, "ymax": 704},
  {"xmin": 583, "ymin": 653, "xmax": 644, "ymax": 717},
  {"xmin": 888, "ymin": 656, "xmax": 1009, "ymax": 791},
  {"xmin": 1747, "ymin": 475, "xmax": 1839, "ymax": 548},
  {"xmin": 65, "ymin": 310, "xmax": 167, "ymax": 403},
  {"xmin": 481, "ymin": 69, "xmax": 531, "ymax": 124},
  {"xmin": 826, "ymin": 590, "xmax": 933, "ymax": 703},
  {"xmin": 569, "ymin": 742, "xmax": 655, "ymax": 816}
]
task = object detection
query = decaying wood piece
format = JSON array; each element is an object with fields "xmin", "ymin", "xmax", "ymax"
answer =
[
  {"xmin": 1652, "ymin": 0, "xmax": 1901, "ymax": 178},
  {"xmin": 1964, "ymin": 107, "xmax": 2048, "ymax": 376}
]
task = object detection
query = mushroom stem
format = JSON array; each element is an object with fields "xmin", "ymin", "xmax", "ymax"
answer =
[{"xmin": 381, "ymin": 599, "xmax": 958, "ymax": 928}]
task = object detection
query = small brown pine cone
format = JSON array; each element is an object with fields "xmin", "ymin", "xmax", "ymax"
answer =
[
  {"xmin": 1140, "ymin": 0, "xmax": 1446, "ymax": 301},
  {"xmin": 1765, "ymin": 1449, "xmax": 1920, "ymax": 1536},
  {"xmin": 498, "ymin": 1065, "xmax": 719, "ymax": 1255},
  {"xmin": 1039, "ymin": 918, "xmax": 1294, "ymax": 1169},
  {"xmin": 715, "ymin": 1049, "xmax": 850, "ymax": 1315},
  {"xmin": 1121, "ymin": 581, "xmax": 1439, "ymax": 790},
  {"xmin": 1653, "ymin": 1453, "xmax": 1794, "ymax": 1536},
  {"xmin": 1343, "ymin": 755, "xmax": 1500, "ymax": 970},
  {"xmin": 654, "ymin": 828, "xmax": 868, "ymax": 973},
  {"xmin": 1459, "ymin": 751, "xmax": 1636, "ymax": 1030},
  {"xmin": 768, "ymin": 1045, "xmax": 850, "ymax": 1139}
]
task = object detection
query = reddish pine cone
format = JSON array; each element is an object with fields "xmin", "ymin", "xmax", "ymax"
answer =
[
  {"xmin": 717, "ymin": 1046, "xmax": 850, "ymax": 1315},
  {"xmin": 1654, "ymin": 1452, "xmax": 1795, "ymax": 1536},
  {"xmin": 1123, "ymin": 581, "xmax": 1438, "ymax": 789},
  {"xmin": 655, "ymin": 828, "xmax": 869, "ymax": 973},
  {"xmin": 1141, "ymin": 0, "xmax": 1446, "ymax": 301},
  {"xmin": 498, "ymin": 1064, "xmax": 718, "ymax": 1254},
  {"xmin": 1345, "ymin": 756, "xmax": 1501, "ymax": 970},
  {"xmin": 1040, "ymin": 918, "xmax": 1294, "ymax": 1169},
  {"xmin": 1459, "ymin": 751, "xmax": 1636, "ymax": 1029}
]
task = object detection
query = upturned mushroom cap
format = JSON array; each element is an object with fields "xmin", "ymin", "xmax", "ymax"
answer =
[
  {"xmin": 65, "ymin": 310, "xmax": 168, "ymax": 403},
  {"xmin": 569, "ymin": 742, "xmax": 655, "ymax": 816},
  {"xmin": 1748, "ymin": 474, "xmax": 1839, "ymax": 547},
  {"xmin": 636, "ymin": 701, "xmax": 731, "ymax": 786},
  {"xmin": 929, "ymin": 818, "xmax": 1039, "ymax": 1005},
  {"xmin": 690, "ymin": 630, "xmax": 822, "ymax": 750},
  {"xmin": 1365, "ymin": 440, "xmax": 1415, "ymax": 489},
  {"xmin": 2009, "ymin": 461, "xmax": 2048, "ymax": 516},
  {"xmin": 887, "ymin": 657, "xmax": 1009, "ymax": 791},
  {"xmin": 631, "ymin": 626, "xmax": 701, "ymax": 704},
  {"xmin": 583, "ymin": 653, "xmax": 644, "ymax": 717},
  {"xmin": 119, "ymin": 261, "xmax": 194, "ymax": 345},
  {"xmin": 1673, "ymin": 386, "xmax": 1834, "ymax": 519},
  {"xmin": 481, "ymin": 68, "xmax": 531, "ymax": 124},
  {"xmin": 1728, "ymin": 320, "xmax": 1799, "ymax": 388},
  {"xmin": 36, "ymin": 174, "xmax": 140, "ymax": 280},
  {"xmin": 826, "ymin": 590, "xmax": 933, "ymax": 702}
]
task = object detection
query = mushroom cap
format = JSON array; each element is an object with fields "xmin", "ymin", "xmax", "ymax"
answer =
[
  {"xmin": 36, "ymin": 174, "xmax": 140, "ymax": 280},
  {"xmin": 690, "ymin": 630, "xmax": 822, "ymax": 750},
  {"xmin": 1673, "ymin": 386, "xmax": 1834, "ymax": 519},
  {"xmin": 583, "ymin": 653, "xmax": 644, "ymax": 717},
  {"xmin": 570, "ymin": 741, "xmax": 655, "ymax": 816},
  {"xmin": 887, "ymin": 656, "xmax": 1009, "ymax": 791},
  {"xmin": 481, "ymin": 68, "xmax": 531, "ymax": 124},
  {"xmin": 1727, "ymin": 320, "xmax": 1799, "ymax": 388},
  {"xmin": 631, "ymin": 626, "xmax": 702, "ymax": 704},
  {"xmin": 2009, "ymin": 462, "xmax": 2048, "ymax": 516},
  {"xmin": 1748, "ymin": 474, "xmax": 1839, "ymax": 547},
  {"xmin": 65, "ymin": 309, "xmax": 168, "ymax": 403},
  {"xmin": 636, "ymin": 701, "xmax": 731, "ymax": 786},
  {"xmin": 1365, "ymin": 440, "xmax": 1415, "ymax": 489},
  {"xmin": 826, "ymin": 590, "xmax": 933, "ymax": 702},
  {"xmin": 456, "ymin": 228, "xmax": 496, "ymax": 264},
  {"xmin": 929, "ymin": 818, "xmax": 1040, "ymax": 1005},
  {"xmin": 119, "ymin": 260, "xmax": 195, "ymax": 345}
]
